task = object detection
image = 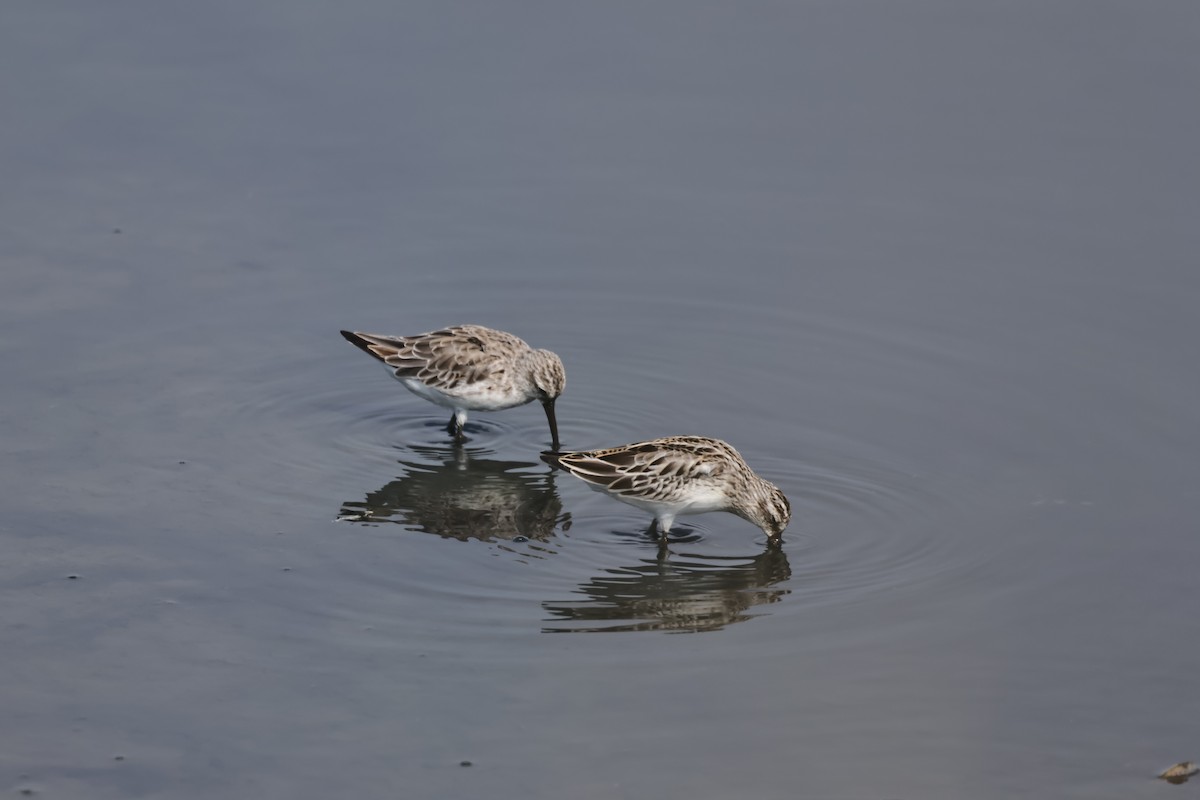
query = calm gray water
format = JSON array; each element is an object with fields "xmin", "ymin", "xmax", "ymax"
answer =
[{"xmin": 3, "ymin": 2, "xmax": 1198, "ymax": 798}]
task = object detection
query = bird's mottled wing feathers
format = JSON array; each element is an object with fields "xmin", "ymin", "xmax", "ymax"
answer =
[
  {"xmin": 348, "ymin": 326, "xmax": 526, "ymax": 391},
  {"xmin": 545, "ymin": 437, "xmax": 732, "ymax": 501}
]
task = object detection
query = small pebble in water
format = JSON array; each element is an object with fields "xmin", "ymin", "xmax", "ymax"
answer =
[
  {"xmin": 114, "ymin": 755, "xmax": 125, "ymax": 761},
  {"xmin": 67, "ymin": 574, "xmax": 80, "ymax": 580},
  {"xmin": 1159, "ymin": 762, "xmax": 1198, "ymax": 784},
  {"xmin": 460, "ymin": 760, "xmax": 472, "ymax": 768}
]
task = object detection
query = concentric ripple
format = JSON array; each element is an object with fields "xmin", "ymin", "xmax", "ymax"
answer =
[
  {"xmin": 221, "ymin": 346, "xmax": 562, "ymax": 510},
  {"xmin": 207, "ymin": 300, "xmax": 1001, "ymax": 639},
  {"xmin": 535, "ymin": 437, "xmax": 986, "ymax": 633}
]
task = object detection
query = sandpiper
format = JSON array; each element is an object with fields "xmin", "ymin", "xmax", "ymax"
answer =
[
  {"xmin": 341, "ymin": 325, "xmax": 565, "ymax": 447},
  {"xmin": 541, "ymin": 435, "xmax": 790, "ymax": 539}
]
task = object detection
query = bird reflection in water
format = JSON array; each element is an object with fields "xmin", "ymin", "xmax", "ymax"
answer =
[
  {"xmin": 542, "ymin": 539, "xmax": 792, "ymax": 633},
  {"xmin": 337, "ymin": 444, "xmax": 570, "ymax": 544}
]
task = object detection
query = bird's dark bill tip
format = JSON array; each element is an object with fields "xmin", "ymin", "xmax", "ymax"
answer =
[{"xmin": 542, "ymin": 399, "xmax": 560, "ymax": 452}]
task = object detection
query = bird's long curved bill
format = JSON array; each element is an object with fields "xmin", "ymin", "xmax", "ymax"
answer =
[{"xmin": 543, "ymin": 399, "xmax": 560, "ymax": 450}]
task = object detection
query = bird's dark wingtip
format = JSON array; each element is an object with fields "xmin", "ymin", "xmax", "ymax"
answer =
[
  {"xmin": 340, "ymin": 330, "xmax": 383, "ymax": 359},
  {"xmin": 539, "ymin": 450, "xmax": 564, "ymax": 468}
]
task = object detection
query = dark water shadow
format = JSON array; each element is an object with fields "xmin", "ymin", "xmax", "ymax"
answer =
[
  {"xmin": 542, "ymin": 540, "xmax": 792, "ymax": 633},
  {"xmin": 337, "ymin": 444, "xmax": 570, "ymax": 542}
]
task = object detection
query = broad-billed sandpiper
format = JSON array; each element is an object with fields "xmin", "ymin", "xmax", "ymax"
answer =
[
  {"xmin": 541, "ymin": 435, "xmax": 790, "ymax": 539},
  {"xmin": 341, "ymin": 325, "xmax": 565, "ymax": 447}
]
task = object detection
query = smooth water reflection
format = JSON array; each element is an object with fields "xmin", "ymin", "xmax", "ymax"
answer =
[
  {"xmin": 339, "ymin": 443, "xmax": 794, "ymax": 634},
  {"xmin": 543, "ymin": 539, "xmax": 792, "ymax": 633},
  {"xmin": 6, "ymin": 1, "xmax": 1198, "ymax": 796},
  {"xmin": 337, "ymin": 444, "xmax": 570, "ymax": 543}
]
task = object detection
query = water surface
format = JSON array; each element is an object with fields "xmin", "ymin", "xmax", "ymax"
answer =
[{"xmin": 2, "ymin": 2, "xmax": 1199, "ymax": 798}]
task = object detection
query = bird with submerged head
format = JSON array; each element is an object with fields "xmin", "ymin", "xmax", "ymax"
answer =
[{"xmin": 541, "ymin": 435, "xmax": 790, "ymax": 540}]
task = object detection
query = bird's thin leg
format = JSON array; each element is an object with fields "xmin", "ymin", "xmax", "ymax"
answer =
[
  {"xmin": 656, "ymin": 535, "xmax": 671, "ymax": 562},
  {"xmin": 645, "ymin": 519, "xmax": 660, "ymax": 539},
  {"xmin": 647, "ymin": 517, "xmax": 672, "ymax": 542},
  {"xmin": 657, "ymin": 514, "xmax": 675, "ymax": 541},
  {"xmin": 448, "ymin": 410, "xmax": 468, "ymax": 442}
]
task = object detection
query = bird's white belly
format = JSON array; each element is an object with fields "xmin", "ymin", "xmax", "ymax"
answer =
[
  {"xmin": 589, "ymin": 483, "xmax": 729, "ymax": 516},
  {"xmin": 397, "ymin": 375, "xmax": 528, "ymax": 411}
]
